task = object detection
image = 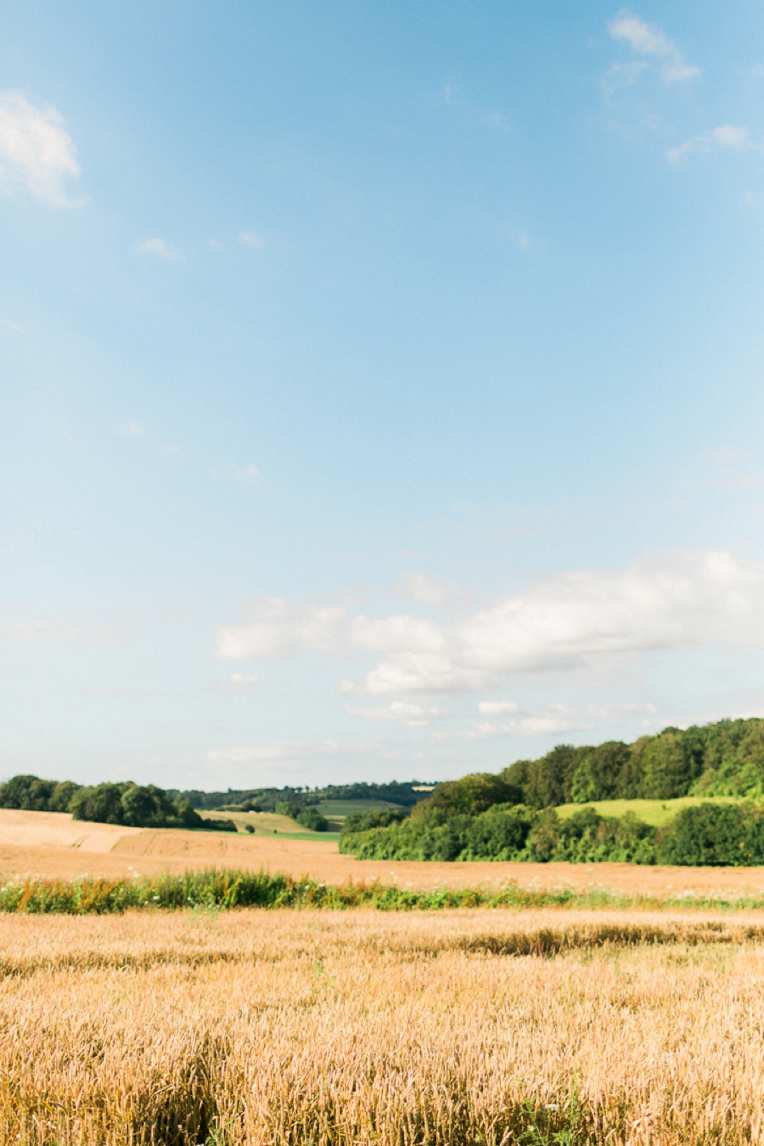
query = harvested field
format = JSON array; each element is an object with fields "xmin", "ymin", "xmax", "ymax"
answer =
[
  {"xmin": 4, "ymin": 907, "xmax": 764, "ymax": 1144},
  {"xmin": 3, "ymin": 808, "xmax": 764, "ymax": 899}
]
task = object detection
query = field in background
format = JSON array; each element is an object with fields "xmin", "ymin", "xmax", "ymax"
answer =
[
  {"xmin": 316, "ymin": 799, "xmax": 398, "ymax": 818},
  {"xmin": 194, "ymin": 797, "xmax": 401, "ymax": 835},
  {"xmin": 556, "ymin": 795, "xmax": 744, "ymax": 826},
  {"xmin": 196, "ymin": 807, "xmax": 341, "ymax": 839},
  {"xmin": 5, "ymin": 808, "xmax": 764, "ymax": 898},
  {"xmin": 4, "ymin": 908, "xmax": 764, "ymax": 1144}
]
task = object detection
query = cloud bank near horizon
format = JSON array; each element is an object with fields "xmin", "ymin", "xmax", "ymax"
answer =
[{"xmin": 215, "ymin": 550, "xmax": 764, "ymax": 696}]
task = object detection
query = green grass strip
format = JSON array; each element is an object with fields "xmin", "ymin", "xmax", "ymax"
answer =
[{"xmin": 1, "ymin": 868, "xmax": 764, "ymax": 913}]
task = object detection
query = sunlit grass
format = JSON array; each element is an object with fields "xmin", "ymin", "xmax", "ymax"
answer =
[{"xmin": 555, "ymin": 795, "xmax": 744, "ymax": 826}]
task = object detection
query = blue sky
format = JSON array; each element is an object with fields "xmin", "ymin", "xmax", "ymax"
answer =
[{"xmin": 3, "ymin": 1, "xmax": 764, "ymax": 790}]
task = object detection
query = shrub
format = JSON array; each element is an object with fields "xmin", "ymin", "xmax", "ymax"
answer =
[
  {"xmin": 655, "ymin": 804, "xmax": 764, "ymax": 866},
  {"xmin": 70, "ymin": 783, "xmax": 127, "ymax": 825},
  {"xmin": 49, "ymin": 780, "xmax": 81, "ymax": 812},
  {"xmin": 295, "ymin": 807, "xmax": 329, "ymax": 832},
  {"xmin": 0, "ymin": 774, "xmax": 63, "ymax": 811},
  {"xmin": 341, "ymin": 808, "xmax": 408, "ymax": 837},
  {"xmin": 411, "ymin": 774, "xmax": 522, "ymax": 827},
  {"xmin": 275, "ymin": 801, "xmax": 300, "ymax": 819},
  {"xmin": 461, "ymin": 805, "xmax": 535, "ymax": 860},
  {"xmin": 70, "ymin": 783, "xmax": 212, "ymax": 830}
]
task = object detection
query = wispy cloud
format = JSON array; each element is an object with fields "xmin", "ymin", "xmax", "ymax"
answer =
[
  {"xmin": 212, "ymin": 463, "xmax": 261, "ymax": 483},
  {"xmin": 394, "ymin": 572, "xmax": 467, "ymax": 607},
  {"xmin": 434, "ymin": 701, "xmax": 658, "ymax": 741},
  {"xmin": 666, "ymin": 124, "xmax": 762, "ymax": 165},
  {"xmin": 608, "ymin": 11, "xmax": 700, "ymax": 84},
  {"xmin": 601, "ymin": 60, "xmax": 648, "ymax": 105},
  {"xmin": 216, "ymin": 551, "xmax": 764, "ymax": 696},
  {"xmin": 345, "ymin": 701, "xmax": 450, "ymax": 728},
  {"xmin": 238, "ymin": 231, "xmax": 265, "ymax": 249},
  {"xmin": 212, "ymin": 673, "xmax": 263, "ymax": 693},
  {"xmin": 119, "ymin": 419, "xmax": 144, "ymax": 437},
  {"xmin": 0, "ymin": 90, "xmax": 82, "ymax": 207},
  {"xmin": 207, "ymin": 739, "xmax": 343, "ymax": 764},
  {"xmin": 137, "ymin": 238, "xmax": 180, "ymax": 260}
]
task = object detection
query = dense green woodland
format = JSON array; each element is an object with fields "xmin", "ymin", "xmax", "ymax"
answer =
[
  {"xmin": 340, "ymin": 718, "xmax": 764, "ymax": 866},
  {"xmin": 0, "ymin": 776, "xmax": 236, "ymax": 831},
  {"xmin": 504, "ymin": 717, "xmax": 764, "ymax": 805}
]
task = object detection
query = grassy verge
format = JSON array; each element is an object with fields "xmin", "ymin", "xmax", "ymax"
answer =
[{"xmin": 4, "ymin": 867, "xmax": 764, "ymax": 914}]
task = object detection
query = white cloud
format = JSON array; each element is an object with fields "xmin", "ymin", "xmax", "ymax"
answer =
[
  {"xmin": 0, "ymin": 90, "xmax": 82, "ymax": 206},
  {"xmin": 711, "ymin": 125, "xmax": 750, "ymax": 149},
  {"xmin": 607, "ymin": 10, "xmax": 700, "ymax": 85},
  {"xmin": 238, "ymin": 231, "xmax": 264, "ymax": 248},
  {"xmin": 216, "ymin": 551, "xmax": 764, "ymax": 696},
  {"xmin": 345, "ymin": 701, "xmax": 450, "ymax": 728},
  {"xmin": 212, "ymin": 673, "xmax": 263, "ymax": 693},
  {"xmin": 438, "ymin": 701, "xmax": 659, "ymax": 741},
  {"xmin": 394, "ymin": 572, "xmax": 465, "ymax": 606},
  {"xmin": 608, "ymin": 12, "xmax": 675, "ymax": 56},
  {"xmin": 212, "ymin": 463, "xmax": 261, "ymax": 483},
  {"xmin": 216, "ymin": 598, "xmax": 348, "ymax": 660},
  {"xmin": 477, "ymin": 700, "xmax": 526, "ymax": 717},
  {"xmin": 662, "ymin": 63, "xmax": 701, "ymax": 83},
  {"xmin": 137, "ymin": 238, "xmax": 179, "ymax": 260},
  {"xmin": 120, "ymin": 419, "xmax": 144, "ymax": 437},
  {"xmin": 667, "ymin": 125, "xmax": 761, "ymax": 165}
]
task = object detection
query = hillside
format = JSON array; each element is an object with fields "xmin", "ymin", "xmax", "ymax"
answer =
[
  {"xmin": 504, "ymin": 717, "xmax": 764, "ymax": 806},
  {"xmin": 171, "ymin": 780, "xmax": 438, "ymax": 812},
  {"xmin": 339, "ymin": 718, "xmax": 764, "ymax": 867}
]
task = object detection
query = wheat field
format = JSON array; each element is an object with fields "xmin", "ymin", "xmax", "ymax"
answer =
[{"xmin": 3, "ymin": 907, "xmax": 764, "ymax": 1145}]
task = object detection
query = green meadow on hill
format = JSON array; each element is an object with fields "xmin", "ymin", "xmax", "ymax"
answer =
[{"xmin": 555, "ymin": 796, "xmax": 743, "ymax": 827}]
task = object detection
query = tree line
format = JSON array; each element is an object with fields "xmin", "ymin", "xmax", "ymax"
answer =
[
  {"xmin": 340, "ymin": 796, "xmax": 764, "ymax": 865},
  {"xmin": 0, "ymin": 774, "xmax": 236, "ymax": 831},
  {"xmin": 339, "ymin": 717, "xmax": 764, "ymax": 866},
  {"xmin": 504, "ymin": 717, "xmax": 764, "ymax": 807},
  {"xmin": 170, "ymin": 780, "xmax": 435, "ymax": 812}
]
